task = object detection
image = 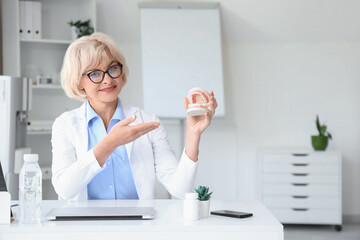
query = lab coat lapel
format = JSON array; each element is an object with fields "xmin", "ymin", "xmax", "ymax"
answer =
[
  {"xmin": 73, "ymin": 102, "xmax": 89, "ymax": 156},
  {"xmin": 120, "ymin": 100, "xmax": 139, "ymax": 161},
  {"xmin": 125, "ymin": 136, "xmax": 134, "ymax": 162}
]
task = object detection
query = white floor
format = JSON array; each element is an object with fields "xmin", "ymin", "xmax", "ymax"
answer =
[{"xmin": 284, "ymin": 223, "xmax": 360, "ymax": 240}]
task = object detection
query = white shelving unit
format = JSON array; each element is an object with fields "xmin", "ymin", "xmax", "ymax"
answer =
[
  {"xmin": 2, "ymin": 0, "xmax": 97, "ymax": 77},
  {"xmin": 3, "ymin": 0, "xmax": 96, "ymax": 124},
  {"xmin": 2, "ymin": 0, "xmax": 97, "ymax": 199},
  {"xmin": 258, "ymin": 150, "xmax": 342, "ymax": 231}
]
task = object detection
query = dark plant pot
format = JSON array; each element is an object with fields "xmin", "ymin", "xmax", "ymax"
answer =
[{"xmin": 311, "ymin": 136, "xmax": 328, "ymax": 151}]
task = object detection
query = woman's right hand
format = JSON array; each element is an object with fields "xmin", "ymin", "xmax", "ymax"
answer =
[
  {"xmin": 107, "ymin": 115, "xmax": 160, "ymax": 147},
  {"xmin": 94, "ymin": 115, "xmax": 160, "ymax": 166}
]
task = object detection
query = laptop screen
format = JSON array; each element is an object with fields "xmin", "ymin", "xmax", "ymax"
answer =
[{"xmin": 0, "ymin": 162, "xmax": 7, "ymax": 191}]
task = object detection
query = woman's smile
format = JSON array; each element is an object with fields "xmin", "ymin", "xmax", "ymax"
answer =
[{"xmin": 99, "ymin": 85, "xmax": 116, "ymax": 93}]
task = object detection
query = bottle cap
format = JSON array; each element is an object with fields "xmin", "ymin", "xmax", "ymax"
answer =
[
  {"xmin": 24, "ymin": 154, "xmax": 39, "ymax": 163},
  {"xmin": 185, "ymin": 192, "xmax": 198, "ymax": 200}
]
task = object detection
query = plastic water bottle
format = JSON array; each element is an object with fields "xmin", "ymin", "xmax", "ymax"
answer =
[{"xmin": 19, "ymin": 154, "xmax": 42, "ymax": 224}]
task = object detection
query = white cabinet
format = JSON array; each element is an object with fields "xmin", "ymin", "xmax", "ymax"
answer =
[
  {"xmin": 258, "ymin": 151, "xmax": 342, "ymax": 231},
  {"xmin": 1, "ymin": 0, "xmax": 96, "ymax": 199}
]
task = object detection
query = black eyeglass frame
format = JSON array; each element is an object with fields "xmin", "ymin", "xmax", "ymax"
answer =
[{"xmin": 85, "ymin": 63, "xmax": 123, "ymax": 84}]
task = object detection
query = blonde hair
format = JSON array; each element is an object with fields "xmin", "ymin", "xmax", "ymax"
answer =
[{"xmin": 61, "ymin": 32, "xmax": 129, "ymax": 101}]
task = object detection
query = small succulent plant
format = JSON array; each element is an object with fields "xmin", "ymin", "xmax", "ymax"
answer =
[
  {"xmin": 316, "ymin": 115, "xmax": 332, "ymax": 140},
  {"xmin": 195, "ymin": 185, "xmax": 213, "ymax": 201}
]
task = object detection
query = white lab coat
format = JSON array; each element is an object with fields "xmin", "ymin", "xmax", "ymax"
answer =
[{"xmin": 51, "ymin": 100, "xmax": 198, "ymax": 200}]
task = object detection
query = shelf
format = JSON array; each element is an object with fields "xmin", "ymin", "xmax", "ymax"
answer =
[
  {"xmin": 27, "ymin": 130, "xmax": 52, "ymax": 135},
  {"xmin": 27, "ymin": 120, "xmax": 53, "ymax": 135},
  {"xmin": 32, "ymin": 85, "xmax": 63, "ymax": 89},
  {"xmin": 20, "ymin": 38, "xmax": 72, "ymax": 44}
]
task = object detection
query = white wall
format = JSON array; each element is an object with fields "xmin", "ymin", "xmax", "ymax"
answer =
[{"xmin": 96, "ymin": 0, "xmax": 360, "ymax": 216}]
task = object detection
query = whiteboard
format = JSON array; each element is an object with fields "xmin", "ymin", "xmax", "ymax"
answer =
[{"xmin": 139, "ymin": 3, "xmax": 225, "ymax": 118}]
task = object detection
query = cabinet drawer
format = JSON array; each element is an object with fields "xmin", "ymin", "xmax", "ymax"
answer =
[
  {"xmin": 263, "ymin": 196, "xmax": 340, "ymax": 209},
  {"xmin": 269, "ymin": 208, "xmax": 341, "ymax": 224},
  {"xmin": 263, "ymin": 153, "xmax": 340, "ymax": 165},
  {"xmin": 262, "ymin": 183, "xmax": 339, "ymax": 196},
  {"xmin": 262, "ymin": 173, "xmax": 338, "ymax": 184},
  {"xmin": 262, "ymin": 164, "xmax": 338, "ymax": 174}
]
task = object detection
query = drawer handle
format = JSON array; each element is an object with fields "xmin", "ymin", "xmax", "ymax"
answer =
[
  {"xmin": 292, "ymin": 163, "xmax": 308, "ymax": 167},
  {"xmin": 292, "ymin": 208, "xmax": 308, "ymax": 211},
  {"xmin": 292, "ymin": 195, "xmax": 309, "ymax": 199},
  {"xmin": 292, "ymin": 183, "xmax": 308, "ymax": 186},
  {"xmin": 292, "ymin": 153, "xmax": 309, "ymax": 157},
  {"xmin": 292, "ymin": 173, "xmax": 309, "ymax": 176}
]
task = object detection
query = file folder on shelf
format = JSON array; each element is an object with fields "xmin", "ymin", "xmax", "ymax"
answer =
[
  {"xmin": 24, "ymin": 1, "xmax": 33, "ymax": 39},
  {"xmin": 21, "ymin": 1, "xmax": 42, "ymax": 39},
  {"xmin": 32, "ymin": 1, "xmax": 41, "ymax": 39},
  {"xmin": 19, "ymin": 1, "xmax": 25, "ymax": 38}
]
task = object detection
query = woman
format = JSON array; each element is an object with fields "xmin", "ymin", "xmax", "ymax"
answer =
[{"xmin": 51, "ymin": 32, "xmax": 218, "ymax": 200}]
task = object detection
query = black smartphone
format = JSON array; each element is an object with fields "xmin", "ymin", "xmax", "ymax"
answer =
[{"xmin": 210, "ymin": 210, "xmax": 253, "ymax": 219}]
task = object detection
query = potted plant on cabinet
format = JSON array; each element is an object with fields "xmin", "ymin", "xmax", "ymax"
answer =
[
  {"xmin": 312, "ymin": 115, "xmax": 332, "ymax": 151},
  {"xmin": 68, "ymin": 19, "xmax": 94, "ymax": 39},
  {"xmin": 195, "ymin": 185, "xmax": 213, "ymax": 218}
]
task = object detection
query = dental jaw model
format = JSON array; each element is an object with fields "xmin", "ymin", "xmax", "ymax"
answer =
[{"xmin": 187, "ymin": 88, "xmax": 211, "ymax": 116}]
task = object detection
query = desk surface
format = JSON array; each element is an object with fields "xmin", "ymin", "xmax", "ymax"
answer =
[{"xmin": 1, "ymin": 199, "xmax": 283, "ymax": 240}]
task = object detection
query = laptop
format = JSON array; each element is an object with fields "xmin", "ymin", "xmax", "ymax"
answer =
[
  {"xmin": 0, "ymin": 162, "xmax": 12, "ymax": 218},
  {"xmin": 45, "ymin": 206, "xmax": 155, "ymax": 221},
  {"xmin": 0, "ymin": 163, "xmax": 7, "ymax": 192}
]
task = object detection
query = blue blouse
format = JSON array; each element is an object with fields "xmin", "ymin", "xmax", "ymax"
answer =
[{"xmin": 86, "ymin": 99, "xmax": 138, "ymax": 200}]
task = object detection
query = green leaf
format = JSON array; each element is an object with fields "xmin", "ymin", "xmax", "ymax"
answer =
[
  {"xmin": 321, "ymin": 125, "xmax": 327, "ymax": 135},
  {"xmin": 316, "ymin": 115, "xmax": 321, "ymax": 135},
  {"xmin": 327, "ymin": 133, "xmax": 332, "ymax": 140}
]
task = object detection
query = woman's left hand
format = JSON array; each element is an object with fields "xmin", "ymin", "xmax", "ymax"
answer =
[{"xmin": 184, "ymin": 90, "xmax": 218, "ymax": 136}]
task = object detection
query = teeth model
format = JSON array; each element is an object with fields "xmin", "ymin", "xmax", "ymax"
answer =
[{"xmin": 187, "ymin": 87, "xmax": 211, "ymax": 116}]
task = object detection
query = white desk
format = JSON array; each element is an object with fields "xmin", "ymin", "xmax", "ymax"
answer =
[{"xmin": 0, "ymin": 199, "xmax": 283, "ymax": 240}]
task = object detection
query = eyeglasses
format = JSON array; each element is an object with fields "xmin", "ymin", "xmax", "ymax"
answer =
[{"xmin": 85, "ymin": 63, "xmax": 123, "ymax": 84}]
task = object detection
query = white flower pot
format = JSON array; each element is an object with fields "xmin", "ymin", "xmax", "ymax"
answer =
[{"xmin": 199, "ymin": 200, "xmax": 210, "ymax": 218}]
